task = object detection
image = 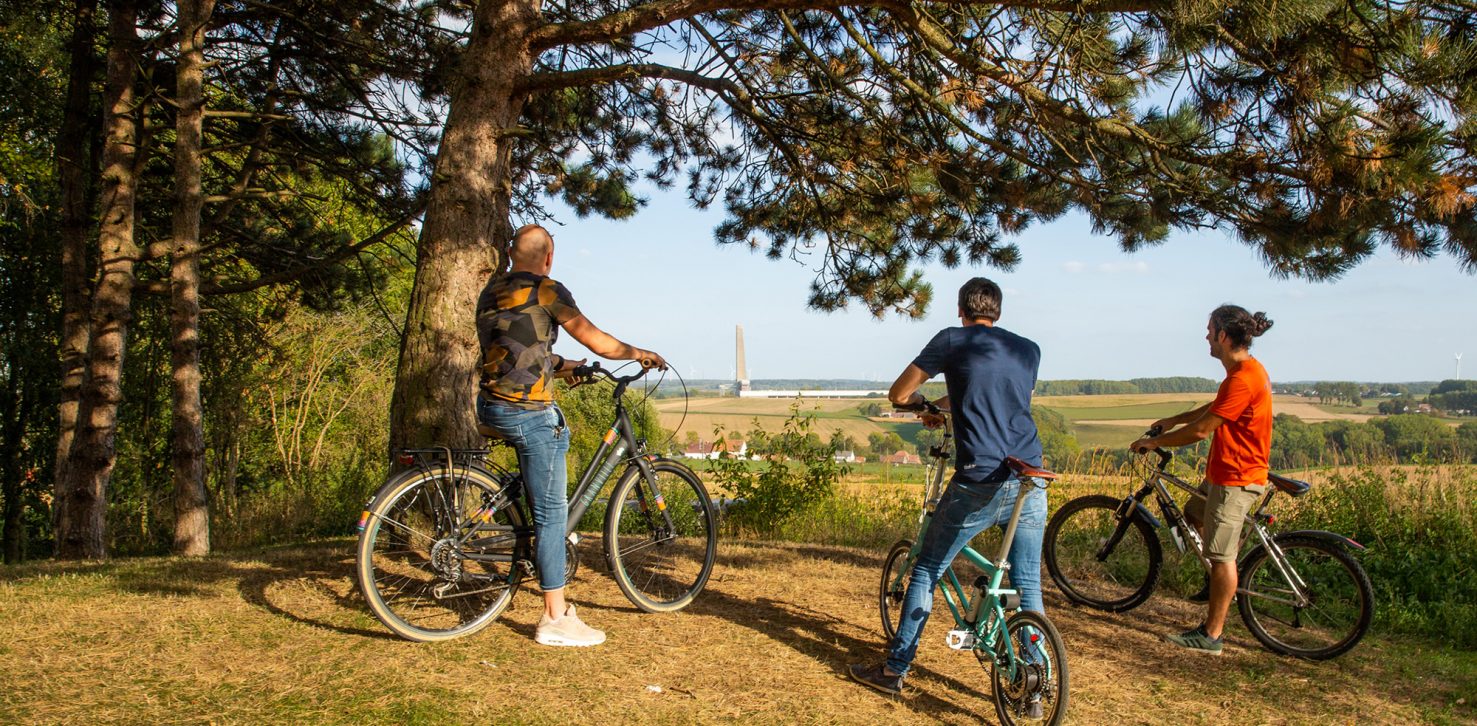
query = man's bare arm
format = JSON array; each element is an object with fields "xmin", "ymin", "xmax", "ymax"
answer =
[
  {"xmin": 1151, "ymin": 402, "xmax": 1212, "ymax": 432},
  {"xmin": 1132, "ymin": 410, "xmax": 1224, "ymax": 452},
  {"xmin": 560, "ymin": 314, "xmax": 667, "ymax": 369}
]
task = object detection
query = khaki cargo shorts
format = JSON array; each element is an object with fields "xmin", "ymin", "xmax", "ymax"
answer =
[{"xmin": 1185, "ymin": 480, "xmax": 1267, "ymax": 563}]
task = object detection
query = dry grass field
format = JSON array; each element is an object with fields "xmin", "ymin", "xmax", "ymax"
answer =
[
  {"xmin": 656, "ymin": 397, "xmax": 903, "ymax": 444},
  {"xmin": 2, "ymin": 540, "xmax": 1472, "ymax": 724},
  {"xmin": 655, "ymin": 393, "xmax": 1388, "ymax": 454}
]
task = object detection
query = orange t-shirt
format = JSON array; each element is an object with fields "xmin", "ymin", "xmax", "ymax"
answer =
[{"xmin": 1207, "ymin": 358, "xmax": 1273, "ymax": 487}]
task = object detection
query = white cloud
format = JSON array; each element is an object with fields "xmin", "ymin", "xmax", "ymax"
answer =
[
  {"xmin": 1096, "ymin": 261, "xmax": 1150, "ymax": 274},
  {"xmin": 1062, "ymin": 261, "xmax": 1087, "ymax": 273}
]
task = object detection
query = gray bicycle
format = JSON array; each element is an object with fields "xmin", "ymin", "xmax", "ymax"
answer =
[{"xmin": 355, "ymin": 363, "xmax": 717, "ymax": 642}]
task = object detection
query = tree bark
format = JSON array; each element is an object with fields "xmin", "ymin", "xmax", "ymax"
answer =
[
  {"xmin": 2, "ymin": 378, "xmax": 26, "ymax": 563},
  {"xmin": 52, "ymin": 0, "xmax": 101, "ymax": 543},
  {"xmin": 56, "ymin": 0, "xmax": 142, "ymax": 560},
  {"xmin": 170, "ymin": 0, "xmax": 216, "ymax": 557},
  {"xmin": 388, "ymin": 0, "xmax": 540, "ymax": 452}
]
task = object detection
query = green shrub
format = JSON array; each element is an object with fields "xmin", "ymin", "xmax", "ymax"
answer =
[{"xmin": 707, "ymin": 403, "xmax": 846, "ymax": 537}]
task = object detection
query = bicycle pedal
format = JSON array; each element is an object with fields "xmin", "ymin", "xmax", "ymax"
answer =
[{"xmin": 946, "ymin": 629, "xmax": 977, "ymax": 650}]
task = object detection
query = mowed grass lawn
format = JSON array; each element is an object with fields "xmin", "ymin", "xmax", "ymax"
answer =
[{"xmin": 2, "ymin": 540, "xmax": 1474, "ymax": 724}]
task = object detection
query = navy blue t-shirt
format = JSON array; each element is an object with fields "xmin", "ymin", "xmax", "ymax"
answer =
[{"xmin": 912, "ymin": 324, "xmax": 1042, "ymax": 483}]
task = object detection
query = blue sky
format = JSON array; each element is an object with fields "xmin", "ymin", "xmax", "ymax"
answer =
[{"xmin": 541, "ymin": 187, "xmax": 1477, "ymax": 383}]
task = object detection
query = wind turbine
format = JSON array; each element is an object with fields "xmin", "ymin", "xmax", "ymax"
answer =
[{"xmin": 1457, "ymin": 353, "xmax": 1464, "ymax": 380}]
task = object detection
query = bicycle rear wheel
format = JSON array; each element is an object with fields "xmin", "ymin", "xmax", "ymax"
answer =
[
  {"xmin": 605, "ymin": 460, "xmax": 717, "ymax": 612},
  {"xmin": 878, "ymin": 539, "xmax": 914, "ymax": 640},
  {"xmin": 1044, "ymin": 494, "xmax": 1162, "ymax": 612},
  {"xmin": 986, "ymin": 610, "xmax": 1070, "ymax": 726},
  {"xmin": 355, "ymin": 464, "xmax": 525, "ymax": 642},
  {"xmin": 1237, "ymin": 534, "xmax": 1373, "ymax": 660}
]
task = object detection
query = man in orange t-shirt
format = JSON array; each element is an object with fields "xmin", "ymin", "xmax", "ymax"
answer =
[{"xmin": 1131, "ymin": 304, "xmax": 1275, "ymax": 655}]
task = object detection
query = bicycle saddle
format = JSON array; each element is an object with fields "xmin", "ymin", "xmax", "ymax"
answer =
[
  {"xmin": 1005, "ymin": 456, "xmax": 1058, "ymax": 480},
  {"xmin": 1267, "ymin": 472, "xmax": 1311, "ymax": 497}
]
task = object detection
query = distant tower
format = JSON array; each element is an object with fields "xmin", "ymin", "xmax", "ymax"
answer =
[
  {"xmin": 1457, "ymin": 353, "xmax": 1464, "ymax": 380},
  {"xmin": 735, "ymin": 325, "xmax": 751, "ymax": 395}
]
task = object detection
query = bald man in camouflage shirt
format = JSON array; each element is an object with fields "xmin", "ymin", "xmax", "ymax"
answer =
[{"xmin": 476, "ymin": 224, "xmax": 668, "ymax": 647}]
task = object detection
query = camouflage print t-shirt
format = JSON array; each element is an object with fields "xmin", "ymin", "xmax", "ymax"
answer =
[{"xmin": 476, "ymin": 272, "xmax": 581, "ymax": 409}]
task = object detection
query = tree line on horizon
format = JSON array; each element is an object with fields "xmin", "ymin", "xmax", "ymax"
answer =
[{"xmin": 4, "ymin": 0, "xmax": 1477, "ymax": 561}]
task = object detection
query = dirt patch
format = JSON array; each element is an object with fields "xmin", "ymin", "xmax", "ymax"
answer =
[{"xmin": 1, "ymin": 540, "xmax": 1472, "ymax": 724}]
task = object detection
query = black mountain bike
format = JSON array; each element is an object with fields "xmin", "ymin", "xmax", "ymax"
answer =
[{"xmin": 355, "ymin": 363, "xmax": 717, "ymax": 642}]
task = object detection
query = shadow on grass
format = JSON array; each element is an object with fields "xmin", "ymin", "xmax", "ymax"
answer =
[
  {"xmin": 687, "ymin": 584, "xmax": 995, "ymax": 722},
  {"xmin": 232, "ymin": 546, "xmax": 398, "ymax": 641}
]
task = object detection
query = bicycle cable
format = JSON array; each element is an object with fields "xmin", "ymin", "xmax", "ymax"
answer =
[{"xmin": 587, "ymin": 359, "xmax": 689, "ymax": 455}]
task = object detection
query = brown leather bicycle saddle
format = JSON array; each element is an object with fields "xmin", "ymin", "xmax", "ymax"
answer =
[
  {"xmin": 1268, "ymin": 472, "xmax": 1311, "ymax": 497},
  {"xmin": 476, "ymin": 423, "xmax": 508, "ymax": 441},
  {"xmin": 1005, "ymin": 456, "xmax": 1059, "ymax": 480}
]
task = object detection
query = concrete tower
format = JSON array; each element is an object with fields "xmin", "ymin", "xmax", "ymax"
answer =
[{"xmin": 735, "ymin": 325, "xmax": 751, "ymax": 394}]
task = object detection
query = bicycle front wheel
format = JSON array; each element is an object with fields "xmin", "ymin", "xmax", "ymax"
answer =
[
  {"xmin": 987, "ymin": 610, "xmax": 1070, "ymax": 726},
  {"xmin": 1237, "ymin": 534, "xmax": 1373, "ymax": 660},
  {"xmin": 1044, "ymin": 494, "xmax": 1162, "ymax": 612},
  {"xmin": 355, "ymin": 464, "xmax": 525, "ymax": 642},
  {"xmin": 604, "ymin": 460, "xmax": 717, "ymax": 612},
  {"xmin": 879, "ymin": 539, "xmax": 914, "ymax": 640}
]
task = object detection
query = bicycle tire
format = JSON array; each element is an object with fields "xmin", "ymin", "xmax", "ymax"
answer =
[
  {"xmin": 879, "ymin": 539, "xmax": 914, "ymax": 641},
  {"xmin": 355, "ymin": 464, "xmax": 525, "ymax": 642},
  {"xmin": 987, "ymin": 609, "xmax": 1071, "ymax": 726},
  {"xmin": 1044, "ymin": 494, "xmax": 1163, "ymax": 612},
  {"xmin": 604, "ymin": 460, "xmax": 717, "ymax": 612},
  {"xmin": 1237, "ymin": 533, "xmax": 1373, "ymax": 660}
]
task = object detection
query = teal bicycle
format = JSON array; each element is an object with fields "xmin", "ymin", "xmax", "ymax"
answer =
[{"xmin": 878, "ymin": 405, "xmax": 1069, "ymax": 725}]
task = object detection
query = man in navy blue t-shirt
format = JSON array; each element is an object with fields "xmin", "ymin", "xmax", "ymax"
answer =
[{"xmin": 849, "ymin": 277, "xmax": 1047, "ymax": 705}]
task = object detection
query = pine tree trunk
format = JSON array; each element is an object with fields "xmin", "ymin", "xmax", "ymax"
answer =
[
  {"xmin": 170, "ymin": 0, "xmax": 215, "ymax": 557},
  {"xmin": 388, "ymin": 0, "xmax": 539, "ymax": 452},
  {"xmin": 52, "ymin": 0, "xmax": 101, "ymax": 542},
  {"xmin": 56, "ymin": 0, "xmax": 141, "ymax": 560},
  {"xmin": 2, "ymin": 379, "xmax": 25, "ymax": 564}
]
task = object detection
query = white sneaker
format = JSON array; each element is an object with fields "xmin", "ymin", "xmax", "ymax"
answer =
[{"xmin": 535, "ymin": 604, "xmax": 606, "ymax": 647}]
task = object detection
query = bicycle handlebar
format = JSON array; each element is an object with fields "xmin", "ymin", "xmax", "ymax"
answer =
[
  {"xmin": 570, "ymin": 361, "xmax": 651, "ymax": 389},
  {"xmin": 893, "ymin": 399, "xmax": 942, "ymax": 416},
  {"xmin": 1141, "ymin": 425, "xmax": 1172, "ymax": 469}
]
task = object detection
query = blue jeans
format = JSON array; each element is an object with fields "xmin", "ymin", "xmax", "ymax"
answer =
[
  {"xmin": 886, "ymin": 476, "xmax": 1047, "ymax": 675},
  {"xmin": 475, "ymin": 399, "xmax": 570, "ymax": 591}
]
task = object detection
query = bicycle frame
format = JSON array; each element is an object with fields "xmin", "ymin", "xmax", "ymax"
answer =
[
  {"xmin": 1123, "ymin": 461, "xmax": 1315, "ymax": 608},
  {"xmin": 890, "ymin": 433, "xmax": 1047, "ymax": 681}
]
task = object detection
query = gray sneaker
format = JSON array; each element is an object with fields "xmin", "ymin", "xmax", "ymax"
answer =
[
  {"xmin": 535, "ymin": 604, "xmax": 606, "ymax": 647},
  {"xmin": 1164, "ymin": 625, "xmax": 1222, "ymax": 655}
]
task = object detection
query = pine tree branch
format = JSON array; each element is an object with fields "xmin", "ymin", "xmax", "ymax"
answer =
[
  {"xmin": 134, "ymin": 209, "xmax": 420, "ymax": 297},
  {"xmin": 529, "ymin": 0, "xmax": 1164, "ymax": 52},
  {"xmin": 517, "ymin": 63, "xmax": 745, "ymax": 96}
]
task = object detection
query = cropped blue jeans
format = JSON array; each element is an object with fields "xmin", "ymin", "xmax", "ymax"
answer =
[
  {"xmin": 475, "ymin": 398, "xmax": 570, "ymax": 591},
  {"xmin": 886, "ymin": 476, "xmax": 1047, "ymax": 675}
]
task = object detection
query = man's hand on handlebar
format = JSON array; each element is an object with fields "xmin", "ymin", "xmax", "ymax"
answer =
[
  {"xmin": 919, "ymin": 411, "xmax": 946, "ymax": 429},
  {"xmin": 894, "ymin": 394, "xmax": 944, "ymax": 427},
  {"xmin": 637, "ymin": 350, "xmax": 668, "ymax": 371},
  {"xmin": 1129, "ymin": 425, "xmax": 1166, "ymax": 456},
  {"xmin": 553, "ymin": 357, "xmax": 590, "ymax": 381}
]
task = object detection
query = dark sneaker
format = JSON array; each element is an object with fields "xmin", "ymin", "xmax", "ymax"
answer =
[
  {"xmin": 1165, "ymin": 625, "xmax": 1223, "ymax": 655},
  {"xmin": 848, "ymin": 663, "xmax": 904, "ymax": 696},
  {"xmin": 1188, "ymin": 581, "xmax": 1210, "ymax": 602}
]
